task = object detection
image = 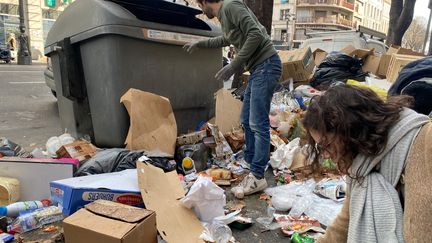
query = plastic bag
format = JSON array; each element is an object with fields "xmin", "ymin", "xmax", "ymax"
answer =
[
  {"xmin": 75, "ymin": 149, "xmax": 175, "ymax": 177},
  {"xmin": 0, "ymin": 138, "xmax": 29, "ymax": 158},
  {"xmin": 180, "ymin": 176, "xmax": 226, "ymax": 222},
  {"xmin": 46, "ymin": 133, "xmax": 75, "ymax": 158},
  {"xmin": 269, "ymin": 138, "xmax": 300, "ymax": 170},
  {"xmin": 310, "ymin": 52, "xmax": 367, "ymax": 90}
]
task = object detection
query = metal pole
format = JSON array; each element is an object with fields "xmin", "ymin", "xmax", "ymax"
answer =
[
  {"xmin": 424, "ymin": 10, "xmax": 432, "ymax": 53},
  {"xmin": 17, "ymin": 0, "xmax": 32, "ymax": 65}
]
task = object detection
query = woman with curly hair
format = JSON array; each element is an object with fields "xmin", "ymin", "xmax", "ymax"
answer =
[{"xmin": 302, "ymin": 85, "xmax": 432, "ymax": 243}]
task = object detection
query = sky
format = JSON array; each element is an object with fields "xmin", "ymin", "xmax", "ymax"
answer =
[{"xmin": 415, "ymin": 0, "xmax": 431, "ymax": 19}]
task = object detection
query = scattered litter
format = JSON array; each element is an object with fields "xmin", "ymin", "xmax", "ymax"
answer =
[
  {"xmin": 46, "ymin": 133, "xmax": 75, "ymax": 158},
  {"xmin": 269, "ymin": 138, "xmax": 300, "ymax": 170},
  {"xmin": 314, "ymin": 177, "xmax": 347, "ymax": 202},
  {"xmin": 42, "ymin": 225, "xmax": 59, "ymax": 232}
]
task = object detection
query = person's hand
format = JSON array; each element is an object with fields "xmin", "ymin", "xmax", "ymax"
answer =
[
  {"xmin": 215, "ymin": 63, "xmax": 237, "ymax": 81},
  {"xmin": 183, "ymin": 41, "xmax": 199, "ymax": 54}
]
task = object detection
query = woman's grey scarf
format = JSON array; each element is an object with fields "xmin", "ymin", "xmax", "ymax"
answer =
[{"xmin": 347, "ymin": 108, "xmax": 430, "ymax": 243}]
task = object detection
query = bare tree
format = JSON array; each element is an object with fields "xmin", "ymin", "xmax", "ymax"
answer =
[
  {"xmin": 387, "ymin": 0, "xmax": 417, "ymax": 46},
  {"xmin": 402, "ymin": 17, "xmax": 427, "ymax": 52}
]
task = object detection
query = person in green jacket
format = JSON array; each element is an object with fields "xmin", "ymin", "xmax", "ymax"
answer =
[{"xmin": 184, "ymin": 0, "xmax": 282, "ymax": 198}]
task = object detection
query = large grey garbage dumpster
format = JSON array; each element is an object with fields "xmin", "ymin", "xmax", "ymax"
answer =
[{"xmin": 44, "ymin": 0, "xmax": 223, "ymax": 148}]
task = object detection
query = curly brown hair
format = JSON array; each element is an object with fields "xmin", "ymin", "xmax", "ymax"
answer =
[{"xmin": 302, "ymin": 85, "xmax": 413, "ymax": 178}]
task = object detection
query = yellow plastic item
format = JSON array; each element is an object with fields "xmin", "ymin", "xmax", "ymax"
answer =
[
  {"xmin": 346, "ymin": 79, "xmax": 388, "ymax": 99},
  {"xmin": 182, "ymin": 157, "xmax": 194, "ymax": 170}
]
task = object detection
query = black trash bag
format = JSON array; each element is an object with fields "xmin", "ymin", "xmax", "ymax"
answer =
[
  {"xmin": 0, "ymin": 138, "xmax": 30, "ymax": 157},
  {"xmin": 75, "ymin": 149, "xmax": 176, "ymax": 177},
  {"xmin": 310, "ymin": 52, "xmax": 368, "ymax": 90},
  {"xmin": 388, "ymin": 56, "xmax": 432, "ymax": 95}
]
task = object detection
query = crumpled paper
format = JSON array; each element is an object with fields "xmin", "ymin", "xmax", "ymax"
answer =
[{"xmin": 269, "ymin": 138, "xmax": 300, "ymax": 170}]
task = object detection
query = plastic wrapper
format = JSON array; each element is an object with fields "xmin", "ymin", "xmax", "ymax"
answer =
[
  {"xmin": 0, "ymin": 138, "xmax": 30, "ymax": 158},
  {"xmin": 271, "ymin": 195, "xmax": 295, "ymax": 212},
  {"xmin": 45, "ymin": 133, "xmax": 75, "ymax": 158},
  {"xmin": 265, "ymin": 180, "xmax": 343, "ymax": 226},
  {"xmin": 180, "ymin": 176, "xmax": 226, "ymax": 223},
  {"xmin": 9, "ymin": 206, "xmax": 63, "ymax": 233}
]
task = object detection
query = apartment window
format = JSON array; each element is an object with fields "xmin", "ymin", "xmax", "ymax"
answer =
[
  {"xmin": 315, "ymin": 11, "xmax": 327, "ymax": 18},
  {"xmin": 280, "ymin": 9, "xmax": 290, "ymax": 20},
  {"xmin": 0, "ymin": 4, "xmax": 18, "ymax": 16},
  {"xmin": 42, "ymin": 9, "xmax": 61, "ymax": 20}
]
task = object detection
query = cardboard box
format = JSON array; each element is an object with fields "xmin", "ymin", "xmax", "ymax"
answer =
[
  {"xmin": 362, "ymin": 54, "xmax": 381, "ymax": 75},
  {"xmin": 0, "ymin": 158, "xmax": 74, "ymax": 201},
  {"xmin": 312, "ymin": 48, "xmax": 327, "ymax": 66},
  {"xmin": 279, "ymin": 47, "xmax": 315, "ymax": 82},
  {"xmin": 50, "ymin": 169, "xmax": 143, "ymax": 215},
  {"xmin": 341, "ymin": 45, "xmax": 374, "ymax": 59},
  {"xmin": 176, "ymin": 130, "xmax": 207, "ymax": 146},
  {"xmin": 377, "ymin": 45, "xmax": 425, "ymax": 78},
  {"xmin": 386, "ymin": 54, "xmax": 423, "ymax": 82},
  {"xmin": 137, "ymin": 161, "xmax": 205, "ymax": 243},
  {"xmin": 63, "ymin": 200, "xmax": 157, "ymax": 243},
  {"xmin": 56, "ymin": 140, "xmax": 97, "ymax": 162}
]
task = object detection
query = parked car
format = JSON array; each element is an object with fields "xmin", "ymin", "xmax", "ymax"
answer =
[{"xmin": 300, "ymin": 25, "xmax": 387, "ymax": 54}]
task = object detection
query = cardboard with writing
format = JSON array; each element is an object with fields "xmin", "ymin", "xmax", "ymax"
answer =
[
  {"xmin": 63, "ymin": 200, "xmax": 157, "ymax": 243},
  {"xmin": 279, "ymin": 47, "xmax": 315, "ymax": 82},
  {"xmin": 121, "ymin": 89, "xmax": 177, "ymax": 157},
  {"xmin": 50, "ymin": 169, "xmax": 143, "ymax": 215},
  {"xmin": 137, "ymin": 161, "xmax": 204, "ymax": 243},
  {"xmin": 56, "ymin": 140, "xmax": 97, "ymax": 162}
]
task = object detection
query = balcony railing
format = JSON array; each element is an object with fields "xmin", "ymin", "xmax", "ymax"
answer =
[
  {"xmin": 296, "ymin": 16, "xmax": 354, "ymax": 28},
  {"xmin": 297, "ymin": 0, "xmax": 355, "ymax": 11}
]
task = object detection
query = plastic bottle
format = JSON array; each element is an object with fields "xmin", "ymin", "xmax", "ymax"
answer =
[
  {"xmin": 209, "ymin": 221, "xmax": 232, "ymax": 243},
  {"xmin": 0, "ymin": 199, "xmax": 51, "ymax": 217}
]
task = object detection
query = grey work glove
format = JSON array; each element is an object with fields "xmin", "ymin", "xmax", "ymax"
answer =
[
  {"xmin": 215, "ymin": 63, "xmax": 237, "ymax": 82},
  {"xmin": 183, "ymin": 41, "xmax": 199, "ymax": 54}
]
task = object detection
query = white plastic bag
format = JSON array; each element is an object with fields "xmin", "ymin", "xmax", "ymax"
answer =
[
  {"xmin": 181, "ymin": 176, "xmax": 226, "ymax": 222},
  {"xmin": 269, "ymin": 138, "xmax": 300, "ymax": 170}
]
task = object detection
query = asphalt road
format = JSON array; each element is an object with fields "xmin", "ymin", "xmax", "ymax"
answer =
[{"xmin": 0, "ymin": 63, "xmax": 62, "ymax": 152}]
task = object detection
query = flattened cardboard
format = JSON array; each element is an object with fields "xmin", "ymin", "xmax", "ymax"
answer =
[
  {"xmin": 137, "ymin": 162, "xmax": 204, "ymax": 243},
  {"xmin": 312, "ymin": 48, "xmax": 327, "ymax": 66},
  {"xmin": 362, "ymin": 55, "xmax": 381, "ymax": 75},
  {"xmin": 121, "ymin": 88, "xmax": 177, "ymax": 157},
  {"xmin": 63, "ymin": 201, "xmax": 157, "ymax": 243},
  {"xmin": 279, "ymin": 47, "xmax": 315, "ymax": 82},
  {"xmin": 215, "ymin": 89, "xmax": 243, "ymax": 134},
  {"xmin": 341, "ymin": 45, "xmax": 374, "ymax": 59}
]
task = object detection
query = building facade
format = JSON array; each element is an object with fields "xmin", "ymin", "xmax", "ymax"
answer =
[
  {"xmin": 292, "ymin": 0, "xmax": 356, "ymax": 47},
  {"xmin": 0, "ymin": 0, "xmax": 72, "ymax": 61},
  {"xmin": 361, "ymin": 0, "xmax": 390, "ymax": 34},
  {"xmin": 271, "ymin": 0, "xmax": 296, "ymax": 47}
]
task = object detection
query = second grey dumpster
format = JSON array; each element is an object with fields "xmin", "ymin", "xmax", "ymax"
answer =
[{"xmin": 44, "ymin": 0, "xmax": 223, "ymax": 148}]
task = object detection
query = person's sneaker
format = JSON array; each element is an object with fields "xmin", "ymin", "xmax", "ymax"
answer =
[{"xmin": 231, "ymin": 173, "xmax": 268, "ymax": 199}]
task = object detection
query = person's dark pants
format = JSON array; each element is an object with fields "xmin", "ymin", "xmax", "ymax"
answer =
[{"xmin": 240, "ymin": 54, "xmax": 282, "ymax": 178}]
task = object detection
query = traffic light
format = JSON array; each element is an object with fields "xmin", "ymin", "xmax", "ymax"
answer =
[{"xmin": 46, "ymin": 0, "xmax": 56, "ymax": 7}]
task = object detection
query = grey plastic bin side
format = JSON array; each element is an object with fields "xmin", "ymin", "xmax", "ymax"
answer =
[{"xmin": 45, "ymin": 0, "xmax": 223, "ymax": 148}]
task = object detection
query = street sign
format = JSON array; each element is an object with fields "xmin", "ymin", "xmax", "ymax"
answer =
[{"xmin": 46, "ymin": 0, "xmax": 56, "ymax": 7}]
